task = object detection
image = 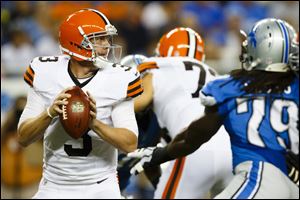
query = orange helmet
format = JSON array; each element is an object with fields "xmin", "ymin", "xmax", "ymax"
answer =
[
  {"xmin": 59, "ymin": 8, "xmax": 121, "ymax": 66},
  {"xmin": 155, "ymin": 27, "xmax": 205, "ymax": 62}
]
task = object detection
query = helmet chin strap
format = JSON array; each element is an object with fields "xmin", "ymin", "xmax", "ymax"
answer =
[
  {"xmin": 59, "ymin": 45, "xmax": 93, "ymax": 61},
  {"xmin": 93, "ymin": 56, "xmax": 113, "ymax": 69}
]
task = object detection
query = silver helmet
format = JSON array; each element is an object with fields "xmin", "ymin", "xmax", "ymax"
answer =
[
  {"xmin": 240, "ymin": 18, "xmax": 298, "ymax": 72},
  {"xmin": 120, "ymin": 54, "xmax": 147, "ymax": 69}
]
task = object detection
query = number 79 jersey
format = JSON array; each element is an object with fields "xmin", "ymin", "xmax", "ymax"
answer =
[
  {"xmin": 140, "ymin": 57, "xmax": 217, "ymax": 138},
  {"xmin": 201, "ymin": 75, "xmax": 299, "ymax": 174}
]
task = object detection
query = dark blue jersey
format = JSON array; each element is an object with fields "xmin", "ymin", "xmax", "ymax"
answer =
[{"xmin": 201, "ymin": 75, "xmax": 299, "ymax": 174}]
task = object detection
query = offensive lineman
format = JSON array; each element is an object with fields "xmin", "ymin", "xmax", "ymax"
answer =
[{"xmin": 123, "ymin": 27, "xmax": 233, "ymax": 198}]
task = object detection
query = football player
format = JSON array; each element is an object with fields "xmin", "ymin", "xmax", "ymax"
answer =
[
  {"xmin": 128, "ymin": 19, "xmax": 299, "ymax": 198},
  {"xmin": 17, "ymin": 9, "xmax": 142, "ymax": 199},
  {"xmin": 122, "ymin": 27, "xmax": 233, "ymax": 198}
]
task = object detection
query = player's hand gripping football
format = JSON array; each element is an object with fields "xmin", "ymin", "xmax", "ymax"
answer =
[
  {"xmin": 48, "ymin": 87, "xmax": 72, "ymax": 118},
  {"xmin": 86, "ymin": 91, "xmax": 97, "ymax": 131}
]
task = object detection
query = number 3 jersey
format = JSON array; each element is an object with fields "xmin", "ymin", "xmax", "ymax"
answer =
[
  {"xmin": 19, "ymin": 55, "xmax": 142, "ymax": 184},
  {"xmin": 200, "ymin": 75, "xmax": 299, "ymax": 174}
]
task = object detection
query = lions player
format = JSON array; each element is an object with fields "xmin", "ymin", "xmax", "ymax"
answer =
[
  {"xmin": 128, "ymin": 18, "xmax": 299, "ymax": 199},
  {"xmin": 17, "ymin": 9, "xmax": 142, "ymax": 199},
  {"xmin": 123, "ymin": 27, "xmax": 233, "ymax": 198}
]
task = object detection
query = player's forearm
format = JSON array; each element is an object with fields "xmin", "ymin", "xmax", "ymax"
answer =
[
  {"xmin": 93, "ymin": 120, "xmax": 138, "ymax": 153},
  {"xmin": 150, "ymin": 113, "xmax": 223, "ymax": 165},
  {"xmin": 148, "ymin": 135, "xmax": 207, "ymax": 166},
  {"xmin": 167, "ymin": 131, "xmax": 199, "ymax": 158},
  {"xmin": 169, "ymin": 113, "xmax": 222, "ymax": 157},
  {"xmin": 17, "ymin": 110, "xmax": 52, "ymax": 147},
  {"xmin": 142, "ymin": 132, "xmax": 196, "ymax": 167}
]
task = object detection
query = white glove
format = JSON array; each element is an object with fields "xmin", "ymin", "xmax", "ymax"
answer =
[
  {"xmin": 288, "ymin": 166, "xmax": 299, "ymax": 187},
  {"xmin": 127, "ymin": 146, "xmax": 156, "ymax": 175},
  {"xmin": 127, "ymin": 144, "xmax": 163, "ymax": 175}
]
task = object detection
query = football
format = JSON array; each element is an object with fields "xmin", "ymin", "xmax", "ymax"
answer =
[{"xmin": 59, "ymin": 86, "xmax": 90, "ymax": 139}]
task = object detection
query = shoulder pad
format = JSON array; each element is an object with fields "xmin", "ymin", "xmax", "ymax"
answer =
[
  {"xmin": 23, "ymin": 55, "xmax": 68, "ymax": 88},
  {"xmin": 201, "ymin": 75, "xmax": 243, "ymax": 105}
]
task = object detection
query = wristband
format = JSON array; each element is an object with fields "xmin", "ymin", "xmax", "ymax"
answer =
[{"xmin": 47, "ymin": 107, "xmax": 55, "ymax": 119}]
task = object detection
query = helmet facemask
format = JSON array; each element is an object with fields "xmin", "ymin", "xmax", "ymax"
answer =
[
  {"xmin": 88, "ymin": 34, "xmax": 122, "ymax": 67},
  {"xmin": 239, "ymin": 33, "xmax": 261, "ymax": 71},
  {"xmin": 289, "ymin": 36, "xmax": 299, "ymax": 72}
]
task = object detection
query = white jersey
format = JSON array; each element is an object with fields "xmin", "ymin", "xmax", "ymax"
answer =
[
  {"xmin": 137, "ymin": 56, "xmax": 233, "ymax": 198},
  {"xmin": 142, "ymin": 56, "xmax": 217, "ymax": 138},
  {"xmin": 19, "ymin": 55, "xmax": 142, "ymax": 185}
]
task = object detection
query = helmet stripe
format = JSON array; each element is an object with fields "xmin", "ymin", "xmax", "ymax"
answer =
[
  {"xmin": 188, "ymin": 29, "xmax": 196, "ymax": 58},
  {"xmin": 186, "ymin": 31, "xmax": 190, "ymax": 56},
  {"xmin": 167, "ymin": 46, "xmax": 174, "ymax": 56},
  {"xmin": 194, "ymin": 35, "xmax": 197, "ymax": 59},
  {"xmin": 278, "ymin": 20, "xmax": 289, "ymax": 64},
  {"xmin": 88, "ymin": 9, "xmax": 110, "ymax": 25}
]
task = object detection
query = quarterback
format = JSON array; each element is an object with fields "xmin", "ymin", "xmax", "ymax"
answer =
[{"xmin": 17, "ymin": 9, "xmax": 142, "ymax": 199}]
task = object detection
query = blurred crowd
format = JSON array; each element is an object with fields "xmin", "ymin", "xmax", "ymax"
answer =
[
  {"xmin": 1, "ymin": 1, "xmax": 299, "ymax": 77},
  {"xmin": 1, "ymin": 1, "xmax": 299, "ymax": 199}
]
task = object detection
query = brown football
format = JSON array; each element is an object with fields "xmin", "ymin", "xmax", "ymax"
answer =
[{"xmin": 59, "ymin": 86, "xmax": 90, "ymax": 139}]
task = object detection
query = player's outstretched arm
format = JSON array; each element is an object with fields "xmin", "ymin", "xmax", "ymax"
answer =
[
  {"xmin": 168, "ymin": 110, "xmax": 223, "ymax": 158},
  {"xmin": 128, "ymin": 108, "xmax": 223, "ymax": 175}
]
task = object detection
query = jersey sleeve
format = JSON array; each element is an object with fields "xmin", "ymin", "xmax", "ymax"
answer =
[
  {"xmin": 200, "ymin": 75, "xmax": 231, "ymax": 106},
  {"xmin": 111, "ymin": 99, "xmax": 138, "ymax": 137},
  {"xmin": 137, "ymin": 61, "xmax": 159, "ymax": 75},
  {"xmin": 22, "ymin": 56, "xmax": 66, "ymax": 93},
  {"xmin": 23, "ymin": 57, "xmax": 42, "ymax": 89},
  {"xmin": 126, "ymin": 68, "xmax": 144, "ymax": 99},
  {"xmin": 200, "ymin": 75, "xmax": 246, "ymax": 116},
  {"xmin": 23, "ymin": 64, "xmax": 35, "ymax": 88},
  {"xmin": 18, "ymin": 87, "xmax": 46, "ymax": 129},
  {"xmin": 22, "ymin": 56, "xmax": 52, "ymax": 90}
]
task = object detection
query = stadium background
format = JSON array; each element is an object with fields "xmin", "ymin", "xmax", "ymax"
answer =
[{"xmin": 1, "ymin": 1, "xmax": 299, "ymax": 199}]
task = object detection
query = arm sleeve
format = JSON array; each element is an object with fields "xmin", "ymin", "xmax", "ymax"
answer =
[
  {"xmin": 111, "ymin": 99, "xmax": 139, "ymax": 137},
  {"xmin": 200, "ymin": 89, "xmax": 217, "ymax": 106},
  {"xmin": 200, "ymin": 74, "xmax": 233, "ymax": 103},
  {"xmin": 17, "ymin": 87, "xmax": 46, "ymax": 129}
]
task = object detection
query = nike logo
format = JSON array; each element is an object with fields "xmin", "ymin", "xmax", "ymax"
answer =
[{"xmin": 96, "ymin": 177, "xmax": 108, "ymax": 184}]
